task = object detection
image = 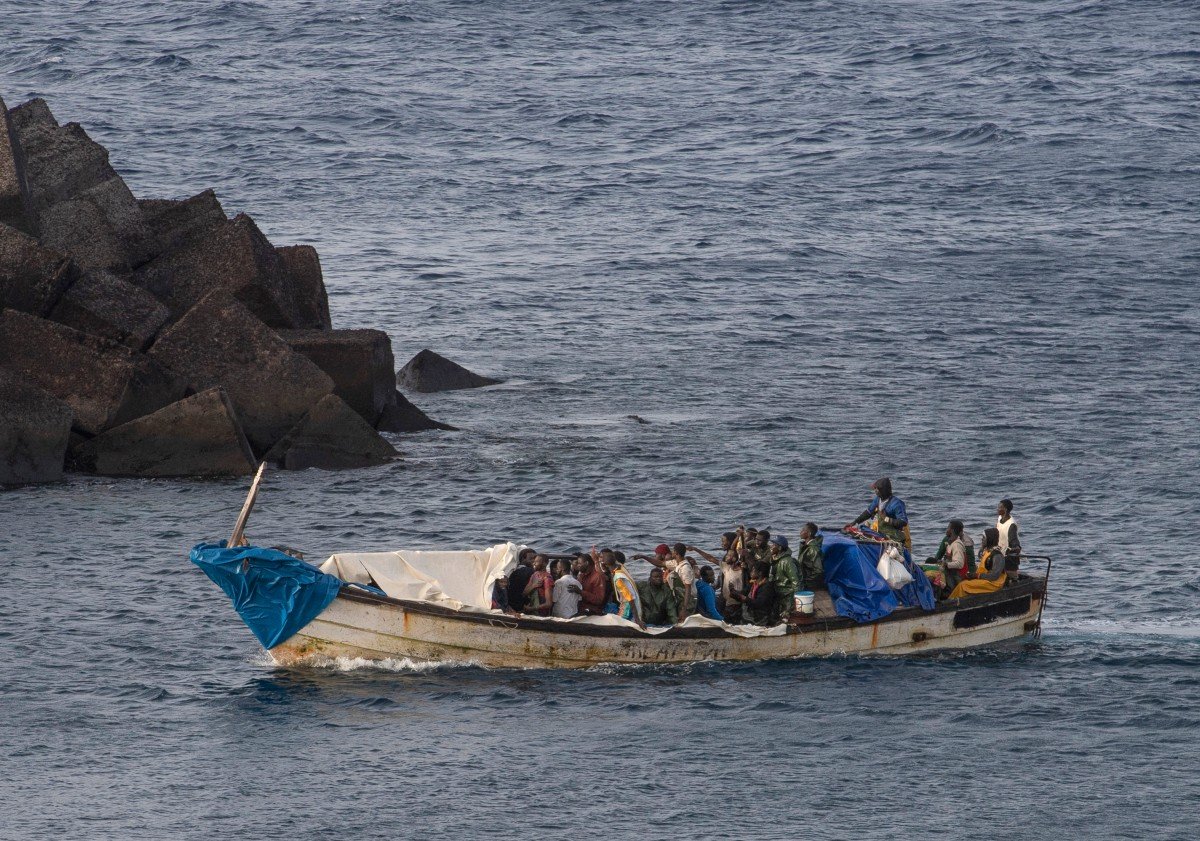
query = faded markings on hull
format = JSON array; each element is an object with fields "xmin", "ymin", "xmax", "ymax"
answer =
[{"xmin": 268, "ymin": 593, "xmax": 1044, "ymax": 670}]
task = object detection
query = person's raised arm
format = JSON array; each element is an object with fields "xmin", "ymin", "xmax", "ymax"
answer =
[{"xmin": 689, "ymin": 545, "xmax": 719, "ymax": 565}]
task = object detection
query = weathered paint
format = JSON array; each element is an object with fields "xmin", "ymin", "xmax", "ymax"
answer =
[{"xmin": 270, "ymin": 590, "xmax": 1045, "ymax": 669}]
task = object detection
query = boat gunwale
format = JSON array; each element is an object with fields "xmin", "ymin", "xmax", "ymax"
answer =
[{"xmin": 332, "ymin": 575, "xmax": 1047, "ymax": 640}]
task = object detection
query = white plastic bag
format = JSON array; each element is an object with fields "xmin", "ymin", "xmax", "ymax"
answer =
[{"xmin": 877, "ymin": 546, "xmax": 914, "ymax": 589}]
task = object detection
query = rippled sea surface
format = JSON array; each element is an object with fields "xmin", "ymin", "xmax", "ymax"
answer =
[{"xmin": 3, "ymin": 1, "xmax": 1199, "ymax": 838}]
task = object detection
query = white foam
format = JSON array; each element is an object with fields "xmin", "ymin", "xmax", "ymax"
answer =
[{"xmin": 1045, "ymin": 616, "xmax": 1200, "ymax": 640}]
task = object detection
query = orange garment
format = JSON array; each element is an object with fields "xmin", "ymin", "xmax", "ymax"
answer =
[{"xmin": 948, "ymin": 548, "xmax": 1006, "ymax": 598}]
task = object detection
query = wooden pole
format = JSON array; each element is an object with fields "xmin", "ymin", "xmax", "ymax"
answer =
[{"xmin": 229, "ymin": 462, "xmax": 267, "ymax": 548}]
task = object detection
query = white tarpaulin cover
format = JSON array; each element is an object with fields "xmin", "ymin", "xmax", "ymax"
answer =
[{"xmin": 320, "ymin": 543, "xmax": 784, "ymax": 638}]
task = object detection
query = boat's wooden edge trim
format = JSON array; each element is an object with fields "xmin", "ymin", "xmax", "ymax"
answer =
[{"xmin": 333, "ymin": 576, "xmax": 1047, "ymax": 640}]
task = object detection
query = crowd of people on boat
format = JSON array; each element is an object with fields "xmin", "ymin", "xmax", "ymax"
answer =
[{"xmin": 489, "ymin": 477, "xmax": 1024, "ymax": 628}]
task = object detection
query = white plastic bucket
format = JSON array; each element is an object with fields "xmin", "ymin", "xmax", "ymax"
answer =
[{"xmin": 795, "ymin": 591, "xmax": 815, "ymax": 614}]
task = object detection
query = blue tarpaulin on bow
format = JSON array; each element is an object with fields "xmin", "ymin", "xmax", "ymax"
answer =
[
  {"xmin": 190, "ymin": 542, "xmax": 343, "ymax": 649},
  {"xmin": 818, "ymin": 531, "xmax": 936, "ymax": 623}
]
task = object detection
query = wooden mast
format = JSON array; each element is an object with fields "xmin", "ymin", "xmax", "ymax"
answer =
[{"xmin": 229, "ymin": 462, "xmax": 267, "ymax": 548}]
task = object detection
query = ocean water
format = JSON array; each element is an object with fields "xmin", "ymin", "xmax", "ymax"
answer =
[{"xmin": 2, "ymin": 1, "xmax": 1199, "ymax": 838}]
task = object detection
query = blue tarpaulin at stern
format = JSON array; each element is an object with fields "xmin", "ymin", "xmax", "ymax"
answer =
[
  {"xmin": 818, "ymin": 531, "xmax": 937, "ymax": 623},
  {"xmin": 190, "ymin": 542, "xmax": 343, "ymax": 649}
]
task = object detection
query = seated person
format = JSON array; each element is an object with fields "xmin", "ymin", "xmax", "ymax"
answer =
[
  {"xmin": 695, "ymin": 566, "xmax": 723, "ymax": 621},
  {"xmin": 949, "ymin": 528, "xmax": 1006, "ymax": 598},
  {"xmin": 727, "ymin": 562, "xmax": 777, "ymax": 626},
  {"xmin": 940, "ymin": 520, "xmax": 973, "ymax": 596},
  {"xmin": 490, "ymin": 575, "xmax": 518, "ymax": 616},
  {"xmin": 637, "ymin": 568, "xmax": 679, "ymax": 626},
  {"xmin": 552, "ymin": 561, "xmax": 583, "ymax": 618},
  {"xmin": 522, "ymin": 555, "xmax": 554, "ymax": 616}
]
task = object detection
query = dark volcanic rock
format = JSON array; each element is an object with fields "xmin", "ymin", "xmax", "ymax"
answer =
[
  {"xmin": 134, "ymin": 213, "xmax": 309, "ymax": 328},
  {"xmin": 0, "ymin": 222, "xmax": 74, "ymax": 315},
  {"xmin": 276, "ymin": 245, "xmax": 331, "ymax": 330},
  {"xmin": 265, "ymin": 393, "xmax": 398, "ymax": 471},
  {"xmin": 376, "ymin": 390, "xmax": 456, "ymax": 433},
  {"xmin": 279, "ymin": 328, "xmax": 396, "ymax": 425},
  {"xmin": 0, "ymin": 96, "xmax": 34, "ymax": 235},
  {"xmin": 0, "ymin": 308, "xmax": 186, "ymax": 435},
  {"xmin": 138, "ymin": 189, "xmax": 226, "ymax": 256},
  {"xmin": 8, "ymin": 99, "xmax": 151, "ymax": 270},
  {"xmin": 0, "ymin": 369, "xmax": 73, "ymax": 485},
  {"xmin": 148, "ymin": 292, "xmax": 334, "ymax": 453},
  {"xmin": 76, "ymin": 387, "xmax": 256, "ymax": 477},
  {"xmin": 49, "ymin": 268, "xmax": 170, "ymax": 350},
  {"xmin": 397, "ymin": 348, "xmax": 501, "ymax": 393}
]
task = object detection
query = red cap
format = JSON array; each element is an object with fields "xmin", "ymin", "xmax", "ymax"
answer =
[{"xmin": 655, "ymin": 543, "xmax": 670, "ymax": 556}]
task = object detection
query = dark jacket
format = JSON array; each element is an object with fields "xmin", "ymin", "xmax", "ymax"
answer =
[
  {"xmin": 743, "ymin": 579, "xmax": 778, "ymax": 626},
  {"xmin": 507, "ymin": 563, "xmax": 534, "ymax": 612},
  {"xmin": 638, "ymin": 580, "xmax": 679, "ymax": 626},
  {"xmin": 796, "ymin": 535, "xmax": 825, "ymax": 592}
]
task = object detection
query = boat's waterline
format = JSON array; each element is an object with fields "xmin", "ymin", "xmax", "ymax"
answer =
[{"xmin": 270, "ymin": 585, "xmax": 1045, "ymax": 669}]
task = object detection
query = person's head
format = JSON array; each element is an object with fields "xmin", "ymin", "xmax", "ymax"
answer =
[
  {"xmin": 800, "ymin": 522, "xmax": 818, "ymax": 541},
  {"xmin": 982, "ymin": 527, "xmax": 1000, "ymax": 550},
  {"xmin": 756, "ymin": 529, "xmax": 770, "ymax": 549},
  {"xmin": 700, "ymin": 566, "xmax": 715, "ymax": 584},
  {"xmin": 721, "ymin": 531, "xmax": 737, "ymax": 550},
  {"xmin": 599, "ymin": 547, "xmax": 616, "ymax": 565},
  {"xmin": 997, "ymin": 499, "xmax": 1013, "ymax": 518},
  {"xmin": 614, "ymin": 550, "xmax": 627, "ymax": 565},
  {"xmin": 552, "ymin": 559, "xmax": 569, "ymax": 579},
  {"xmin": 532, "ymin": 554, "xmax": 548, "ymax": 571},
  {"xmin": 654, "ymin": 543, "xmax": 671, "ymax": 560},
  {"xmin": 769, "ymin": 534, "xmax": 789, "ymax": 555},
  {"xmin": 649, "ymin": 567, "xmax": 665, "ymax": 586},
  {"xmin": 577, "ymin": 555, "xmax": 594, "ymax": 575},
  {"xmin": 872, "ymin": 477, "xmax": 893, "ymax": 499},
  {"xmin": 518, "ymin": 548, "xmax": 535, "ymax": 565},
  {"xmin": 672, "ymin": 542, "xmax": 687, "ymax": 560},
  {"xmin": 751, "ymin": 561, "xmax": 770, "ymax": 581},
  {"xmin": 947, "ymin": 519, "xmax": 964, "ymax": 539},
  {"xmin": 746, "ymin": 527, "xmax": 758, "ymax": 540}
]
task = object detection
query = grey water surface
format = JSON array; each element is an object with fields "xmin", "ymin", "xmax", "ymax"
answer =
[{"xmin": 2, "ymin": 1, "xmax": 1199, "ymax": 839}]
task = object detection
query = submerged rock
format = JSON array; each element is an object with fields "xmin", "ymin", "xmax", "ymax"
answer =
[
  {"xmin": 0, "ymin": 308, "xmax": 187, "ymax": 435},
  {"xmin": 75, "ymin": 387, "xmax": 256, "ymax": 477},
  {"xmin": 265, "ymin": 393, "xmax": 398, "ymax": 471},
  {"xmin": 376, "ymin": 390, "xmax": 457, "ymax": 433},
  {"xmin": 147, "ymin": 292, "xmax": 334, "ymax": 453},
  {"xmin": 396, "ymin": 348, "xmax": 501, "ymax": 393},
  {"xmin": 0, "ymin": 369, "xmax": 73, "ymax": 485}
]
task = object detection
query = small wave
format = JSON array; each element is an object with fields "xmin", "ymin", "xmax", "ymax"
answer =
[
  {"xmin": 555, "ymin": 112, "xmax": 615, "ymax": 127},
  {"xmin": 300, "ymin": 655, "xmax": 470, "ymax": 672},
  {"xmin": 1047, "ymin": 617, "xmax": 1200, "ymax": 640}
]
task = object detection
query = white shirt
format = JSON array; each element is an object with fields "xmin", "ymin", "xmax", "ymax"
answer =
[
  {"xmin": 551, "ymin": 574, "xmax": 582, "ymax": 618},
  {"xmin": 996, "ymin": 515, "xmax": 1018, "ymax": 553}
]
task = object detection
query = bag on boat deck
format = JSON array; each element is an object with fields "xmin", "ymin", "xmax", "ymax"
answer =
[{"xmin": 877, "ymin": 546, "xmax": 914, "ymax": 589}]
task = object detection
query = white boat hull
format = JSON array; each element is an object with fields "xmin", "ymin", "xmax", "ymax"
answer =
[{"xmin": 270, "ymin": 583, "xmax": 1046, "ymax": 669}]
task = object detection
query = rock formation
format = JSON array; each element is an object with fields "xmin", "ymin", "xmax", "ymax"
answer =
[
  {"xmin": 397, "ymin": 348, "xmax": 501, "ymax": 393},
  {"xmin": 0, "ymin": 95, "xmax": 461, "ymax": 483}
]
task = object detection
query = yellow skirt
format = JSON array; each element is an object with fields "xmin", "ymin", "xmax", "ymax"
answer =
[{"xmin": 949, "ymin": 574, "xmax": 1006, "ymax": 599}]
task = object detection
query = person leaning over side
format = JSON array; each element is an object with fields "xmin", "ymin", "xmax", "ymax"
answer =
[
  {"xmin": 767, "ymin": 535, "xmax": 799, "ymax": 623},
  {"xmin": 949, "ymin": 527, "xmax": 1007, "ymax": 598}
]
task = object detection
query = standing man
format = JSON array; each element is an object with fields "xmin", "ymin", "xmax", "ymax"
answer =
[
  {"xmin": 610, "ymin": 553, "xmax": 643, "ymax": 628},
  {"xmin": 576, "ymin": 553, "xmax": 609, "ymax": 615},
  {"xmin": 507, "ymin": 548, "xmax": 536, "ymax": 613},
  {"xmin": 767, "ymin": 535, "xmax": 799, "ymax": 623},
  {"xmin": 846, "ymin": 477, "xmax": 910, "ymax": 547},
  {"xmin": 552, "ymin": 560, "xmax": 583, "ymax": 619},
  {"xmin": 996, "ymin": 499, "xmax": 1021, "ymax": 577},
  {"xmin": 795, "ymin": 522, "xmax": 831, "ymax": 616}
]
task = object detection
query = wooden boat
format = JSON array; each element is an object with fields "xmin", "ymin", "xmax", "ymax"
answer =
[{"xmin": 201, "ymin": 466, "xmax": 1051, "ymax": 670}]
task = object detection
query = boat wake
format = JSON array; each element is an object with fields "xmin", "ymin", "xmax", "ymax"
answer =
[
  {"xmin": 1045, "ymin": 616, "xmax": 1200, "ymax": 640},
  {"xmin": 280, "ymin": 655, "xmax": 471, "ymax": 673}
]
